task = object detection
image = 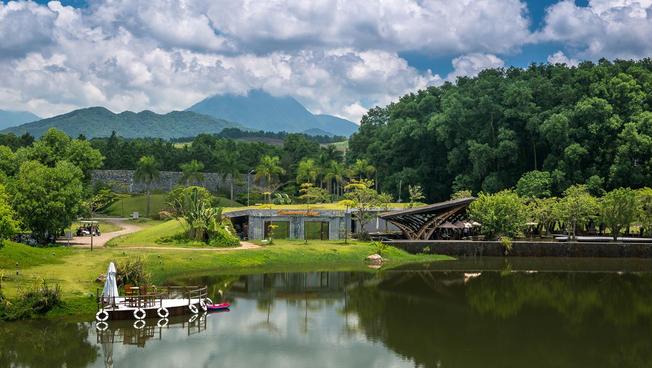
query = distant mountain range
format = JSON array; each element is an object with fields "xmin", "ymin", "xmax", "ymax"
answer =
[
  {"xmin": 1, "ymin": 90, "xmax": 359, "ymax": 139},
  {"xmin": 2, "ymin": 107, "xmax": 240, "ymax": 139},
  {"xmin": 0, "ymin": 109, "xmax": 40, "ymax": 130},
  {"xmin": 187, "ymin": 90, "xmax": 358, "ymax": 136}
]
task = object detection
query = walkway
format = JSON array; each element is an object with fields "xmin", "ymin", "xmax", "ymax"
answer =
[{"xmin": 60, "ymin": 218, "xmax": 142, "ymax": 248}]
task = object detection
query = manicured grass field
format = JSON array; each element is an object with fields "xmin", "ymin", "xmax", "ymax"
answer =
[
  {"xmin": 106, "ymin": 219, "xmax": 183, "ymax": 247},
  {"xmin": 102, "ymin": 194, "xmax": 242, "ymax": 217},
  {"xmin": 102, "ymin": 194, "xmax": 168, "ymax": 217},
  {"xmin": 0, "ymin": 236, "xmax": 451, "ymax": 318}
]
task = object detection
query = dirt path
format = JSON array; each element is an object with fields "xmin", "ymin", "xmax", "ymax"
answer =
[
  {"xmin": 123, "ymin": 241, "xmax": 261, "ymax": 252},
  {"xmin": 60, "ymin": 218, "xmax": 142, "ymax": 248}
]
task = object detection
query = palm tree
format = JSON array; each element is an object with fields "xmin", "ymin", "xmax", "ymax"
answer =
[
  {"xmin": 324, "ymin": 161, "xmax": 345, "ymax": 197},
  {"xmin": 179, "ymin": 159, "xmax": 205, "ymax": 186},
  {"xmin": 134, "ymin": 155, "xmax": 160, "ymax": 217},
  {"xmin": 351, "ymin": 159, "xmax": 375, "ymax": 179},
  {"xmin": 315, "ymin": 152, "xmax": 331, "ymax": 188},
  {"xmin": 216, "ymin": 150, "xmax": 243, "ymax": 201},
  {"xmin": 255, "ymin": 155, "xmax": 285, "ymax": 201},
  {"xmin": 296, "ymin": 158, "xmax": 318, "ymax": 185}
]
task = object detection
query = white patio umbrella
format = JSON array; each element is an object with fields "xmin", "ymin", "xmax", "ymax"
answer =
[{"xmin": 102, "ymin": 262, "xmax": 119, "ymax": 305}]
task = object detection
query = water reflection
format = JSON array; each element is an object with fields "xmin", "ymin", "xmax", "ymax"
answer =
[
  {"xmin": 2, "ymin": 266, "xmax": 652, "ymax": 367},
  {"xmin": 96, "ymin": 314, "xmax": 209, "ymax": 367}
]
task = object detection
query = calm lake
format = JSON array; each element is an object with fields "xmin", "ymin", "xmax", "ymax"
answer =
[{"xmin": 2, "ymin": 257, "xmax": 652, "ymax": 368}]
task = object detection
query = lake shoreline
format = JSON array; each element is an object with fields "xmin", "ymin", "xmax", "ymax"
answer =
[
  {"xmin": 0, "ymin": 240, "xmax": 452, "ymax": 321},
  {"xmin": 388, "ymin": 239, "xmax": 652, "ymax": 257}
]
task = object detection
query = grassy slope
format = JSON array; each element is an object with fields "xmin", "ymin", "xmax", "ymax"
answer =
[
  {"xmin": 0, "ymin": 221, "xmax": 451, "ymax": 318},
  {"xmin": 102, "ymin": 194, "xmax": 242, "ymax": 217},
  {"xmin": 102, "ymin": 194, "xmax": 168, "ymax": 217}
]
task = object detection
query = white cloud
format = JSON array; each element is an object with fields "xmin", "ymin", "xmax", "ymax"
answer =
[
  {"xmin": 1, "ymin": 0, "xmax": 472, "ymax": 123},
  {"xmin": 201, "ymin": 0, "xmax": 531, "ymax": 55},
  {"xmin": 8, "ymin": 0, "xmax": 651, "ymax": 125},
  {"xmin": 547, "ymin": 51, "xmax": 580, "ymax": 66},
  {"xmin": 0, "ymin": 1, "xmax": 57, "ymax": 58},
  {"xmin": 446, "ymin": 53, "xmax": 505, "ymax": 81},
  {"xmin": 536, "ymin": 0, "xmax": 652, "ymax": 60}
]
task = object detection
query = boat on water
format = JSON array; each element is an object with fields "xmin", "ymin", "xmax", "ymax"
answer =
[
  {"xmin": 96, "ymin": 262, "xmax": 222, "ymax": 321},
  {"xmin": 207, "ymin": 302, "xmax": 230, "ymax": 312}
]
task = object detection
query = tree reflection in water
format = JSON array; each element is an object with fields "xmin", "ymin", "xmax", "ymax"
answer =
[
  {"xmin": 345, "ymin": 269, "xmax": 652, "ymax": 368},
  {"xmin": 0, "ymin": 320, "xmax": 99, "ymax": 368}
]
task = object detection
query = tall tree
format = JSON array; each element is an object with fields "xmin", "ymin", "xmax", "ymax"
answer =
[
  {"xmin": 469, "ymin": 190, "xmax": 527, "ymax": 240},
  {"xmin": 323, "ymin": 161, "xmax": 346, "ymax": 197},
  {"xmin": 255, "ymin": 155, "xmax": 285, "ymax": 201},
  {"xmin": 600, "ymin": 188, "xmax": 638, "ymax": 240},
  {"xmin": 344, "ymin": 179, "xmax": 380, "ymax": 239},
  {"xmin": 134, "ymin": 155, "xmax": 160, "ymax": 217},
  {"xmin": 0, "ymin": 183, "xmax": 18, "ymax": 241},
  {"xmin": 638, "ymin": 188, "xmax": 652, "ymax": 237},
  {"xmin": 11, "ymin": 161, "xmax": 84, "ymax": 243},
  {"xmin": 216, "ymin": 149, "xmax": 244, "ymax": 201},
  {"xmin": 296, "ymin": 158, "xmax": 318, "ymax": 185},
  {"xmin": 351, "ymin": 159, "xmax": 375, "ymax": 180},
  {"xmin": 557, "ymin": 185, "xmax": 599, "ymax": 239},
  {"xmin": 179, "ymin": 159, "xmax": 205, "ymax": 186}
]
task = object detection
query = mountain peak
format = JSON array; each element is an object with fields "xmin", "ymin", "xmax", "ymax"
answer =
[
  {"xmin": 0, "ymin": 109, "xmax": 41, "ymax": 130},
  {"xmin": 187, "ymin": 90, "xmax": 358, "ymax": 136},
  {"xmin": 2, "ymin": 108, "xmax": 240, "ymax": 139}
]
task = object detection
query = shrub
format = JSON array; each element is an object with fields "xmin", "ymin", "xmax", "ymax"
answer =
[
  {"xmin": 370, "ymin": 241, "xmax": 388, "ymax": 256},
  {"xmin": 116, "ymin": 257, "xmax": 151, "ymax": 286},
  {"xmin": 469, "ymin": 190, "xmax": 527, "ymax": 240},
  {"xmin": 500, "ymin": 236, "xmax": 513, "ymax": 256},
  {"xmin": 208, "ymin": 225, "xmax": 240, "ymax": 248},
  {"xmin": 0, "ymin": 281, "xmax": 62, "ymax": 321}
]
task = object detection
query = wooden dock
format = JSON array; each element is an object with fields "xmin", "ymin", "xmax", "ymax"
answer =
[{"xmin": 96, "ymin": 285, "xmax": 211, "ymax": 321}]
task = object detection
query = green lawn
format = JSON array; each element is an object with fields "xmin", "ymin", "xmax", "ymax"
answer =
[
  {"xmin": 102, "ymin": 194, "xmax": 168, "ymax": 217},
  {"xmin": 0, "ymin": 237, "xmax": 451, "ymax": 318},
  {"xmin": 106, "ymin": 219, "xmax": 183, "ymax": 247},
  {"xmin": 102, "ymin": 194, "xmax": 242, "ymax": 218}
]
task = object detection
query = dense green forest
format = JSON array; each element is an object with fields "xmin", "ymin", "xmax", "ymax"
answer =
[{"xmin": 349, "ymin": 59, "xmax": 652, "ymax": 201}]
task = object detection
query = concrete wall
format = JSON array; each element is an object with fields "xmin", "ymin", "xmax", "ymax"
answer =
[
  {"xmin": 91, "ymin": 169, "xmax": 252, "ymax": 194},
  {"xmin": 228, "ymin": 209, "xmax": 350, "ymax": 240},
  {"xmin": 386, "ymin": 240, "xmax": 652, "ymax": 258},
  {"xmin": 248, "ymin": 215, "xmax": 348, "ymax": 240}
]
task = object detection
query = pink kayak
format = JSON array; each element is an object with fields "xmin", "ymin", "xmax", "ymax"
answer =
[{"xmin": 207, "ymin": 303, "xmax": 231, "ymax": 312}]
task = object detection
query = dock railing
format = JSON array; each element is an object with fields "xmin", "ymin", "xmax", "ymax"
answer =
[{"xmin": 97, "ymin": 285, "xmax": 208, "ymax": 310}]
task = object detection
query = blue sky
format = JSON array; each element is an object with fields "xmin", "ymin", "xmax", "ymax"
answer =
[{"xmin": 1, "ymin": 0, "xmax": 651, "ymax": 122}]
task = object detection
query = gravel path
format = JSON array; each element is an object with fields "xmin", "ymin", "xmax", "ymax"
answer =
[
  {"xmin": 60, "ymin": 219, "xmax": 261, "ymax": 251},
  {"xmin": 59, "ymin": 218, "xmax": 142, "ymax": 248}
]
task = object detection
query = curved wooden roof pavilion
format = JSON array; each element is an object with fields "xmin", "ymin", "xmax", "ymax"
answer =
[{"xmin": 378, "ymin": 197, "xmax": 475, "ymax": 240}]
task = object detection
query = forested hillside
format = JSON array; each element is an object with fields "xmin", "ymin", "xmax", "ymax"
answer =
[
  {"xmin": 349, "ymin": 59, "xmax": 652, "ymax": 201},
  {"xmin": 3, "ymin": 107, "xmax": 239, "ymax": 139}
]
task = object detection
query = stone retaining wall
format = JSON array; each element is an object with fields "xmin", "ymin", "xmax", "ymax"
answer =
[
  {"xmin": 91, "ymin": 169, "xmax": 251, "ymax": 194},
  {"xmin": 386, "ymin": 240, "xmax": 652, "ymax": 258}
]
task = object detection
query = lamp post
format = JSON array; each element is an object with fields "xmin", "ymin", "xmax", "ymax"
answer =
[{"xmin": 247, "ymin": 169, "xmax": 255, "ymax": 206}]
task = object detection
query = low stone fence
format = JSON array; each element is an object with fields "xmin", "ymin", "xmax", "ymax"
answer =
[
  {"xmin": 385, "ymin": 240, "xmax": 652, "ymax": 258},
  {"xmin": 91, "ymin": 169, "xmax": 253, "ymax": 194}
]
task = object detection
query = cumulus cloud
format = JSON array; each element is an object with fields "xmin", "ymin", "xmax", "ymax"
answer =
[
  {"xmin": 547, "ymin": 51, "xmax": 580, "ymax": 66},
  {"xmin": 446, "ymin": 53, "xmax": 505, "ymax": 81},
  {"xmin": 536, "ymin": 0, "xmax": 652, "ymax": 60},
  {"xmin": 4, "ymin": 0, "xmax": 650, "ymax": 124},
  {"xmin": 0, "ymin": 1, "xmax": 57, "ymax": 58}
]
